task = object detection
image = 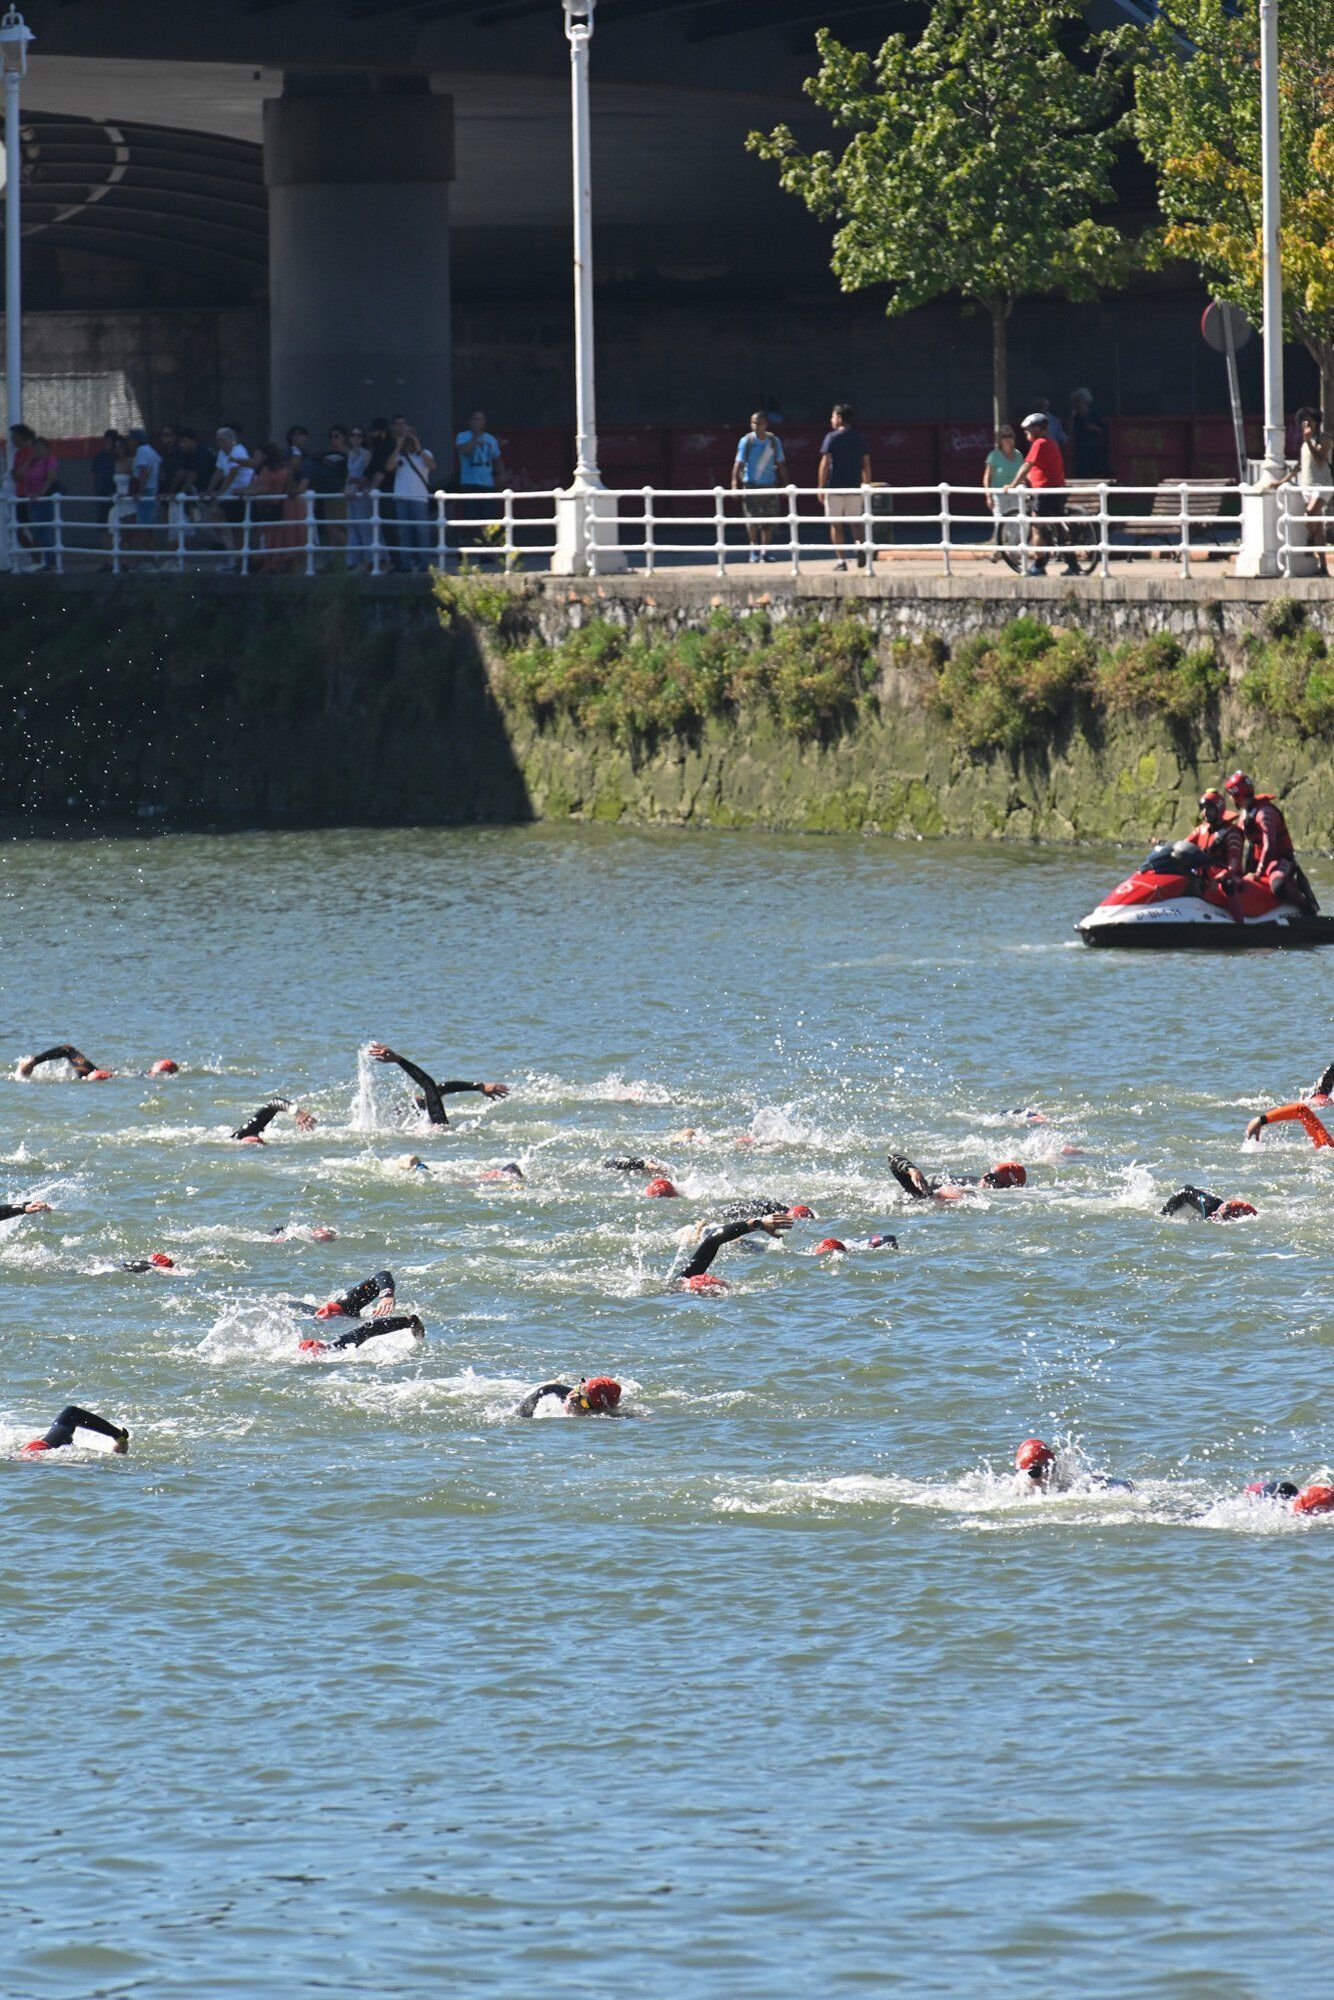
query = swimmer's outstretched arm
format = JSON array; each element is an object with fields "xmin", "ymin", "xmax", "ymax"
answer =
[
  {"xmin": 18, "ymin": 1044, "xmax": 97, "ymax": 1079},
  {"xmin": 0, "ymin": 1198, "xmax": 52, "ymax": 1220},
  {"xmin": 1246, "ymin": 1102, "xmax": 1334, "ymax": 1147},
  {"xmin": 233, "ymin": 1100, "xmax": 317, "ymax": 1141},
  {"xmin": 676, "ymin": 1213, "xmax": 790, "ymax": 1281},
  {"xmin": 369, "ymin": 1044, "xmax": 508, "ymax": 1127},
  {"xmin": 1161, "ymin": 1186, "xmax": 1222, "ymax": 1219},
  {"xmin": 335, "ymin": 1270, "xmax": 396, "ymax": 1318},
  {"xmin": 887, "ymin": 1153, "xmax": 935, "ymax": 1200},
  {"xmin": 28, "ymin": 1404, "xmax": 129, "ymax": 1452},
  {"xmin": 1308, "ymin": 1062, "xmax": 1334, "ymax": 1100},
  {"xmin": 326, "ymin": 1314, "xmax": 423, "ymax": 1350},
  {"xmin": 514, "ymin": 1381, "xmax": 574, "ymax": 1418}
]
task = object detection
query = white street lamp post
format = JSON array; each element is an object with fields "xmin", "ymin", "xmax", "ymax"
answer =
[
  {"xmin": 552, "ymin": 0, "xmax": 626, "ymax": 575},
  {"xmin": 1, "ymin": 4, "xmax": 33, "ymax": 436},
  {"xmin": 1236, "ymin": 0, "xmax": 1295, "ymax": 573}
]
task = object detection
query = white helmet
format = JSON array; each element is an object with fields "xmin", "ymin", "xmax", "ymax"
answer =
[{"xmin": 1022, "ymin": 411, "xmax": 1048, "ymax": 428}]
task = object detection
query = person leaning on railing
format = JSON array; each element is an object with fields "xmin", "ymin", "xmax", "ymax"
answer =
[
  {"xmin": 385, "ymin": 419, "xmax": 437, "ymax": 575},
  {"xmin": 206, "ymin": 427, "xmax": 256, "ymax": 571},
  {"xmin": 345, "ymin": 426, "xmax": 373, "ymax": 571},
  {"xmin": 1278, "ymin": 406, "xmax": 1334, "ymax": 578},
  {"xmin": 982, "ymin": 423, "xmax": 1023, "ymax": 563}
]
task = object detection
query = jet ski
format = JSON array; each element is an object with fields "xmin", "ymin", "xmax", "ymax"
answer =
[{"xmin": 1077, "ymin": 841, "xmax": 1334, "ymax": 949}]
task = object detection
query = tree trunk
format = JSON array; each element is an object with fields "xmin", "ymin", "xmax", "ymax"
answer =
[
  {"xmin": 990, "ymin": 302, "xmax": 1010, "ymax": 433},
  {"xmin": 1318, "ymin": 343, "xmax": 1334, "ymax": 434}
]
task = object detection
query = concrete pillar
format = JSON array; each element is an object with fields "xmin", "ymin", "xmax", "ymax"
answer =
[{"xmin": 264, "ymin": 77, "xmax": 454, "ymax": 452}]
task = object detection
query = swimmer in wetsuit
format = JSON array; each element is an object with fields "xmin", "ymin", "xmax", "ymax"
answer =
[
  {"xmin": 1245, "ymin": 1101, "xmax": 1333, "ymax": 1147},
  {"xmin": 888, "ymin": 1152, "xmax": 1027, "ymax": 1200},
  {"xmin": 288, "ymin": 1268, "xmax": 397, "ymax": 1320},
  {"xmin": 668, "ymin": 1211, "xmax": 793, "ymax": 1289},
  {"xmin": 299, "ymin": 1314, "xmax": 424, "ymax": 1355},
  {"xmin": 1305, "ymin": 1061, "xmax": 1334, "ymax": 1105},
  {"xmin": 1160, "ymin": 1186, "xmax": 1257, "ymax": 1221},
  {"xmin": 0, "ymin": 1197, "xmax": 52, "ymax": 1221},
  {"xmin": 233, "ymin": 1100, "xmax": 318, "ymax": 1143},
  {"xmin": 514, "ymin": 1376, "xmax": 624, "ymax": 1417},
  {"xmin": 21, "ymin": 1405, "xmax": 129, "ymax": 1454},
  {"xmin": 18, "ymin": 1044, "xmax": 112, "ymax": 1081},
  {"xmin": 1014, "ymin": 1437, "xmax": 1132, "ymax": 1493},
  {"xmin": 368, "ymin": 1044, "xmax": 509, "ymax": 1128}
]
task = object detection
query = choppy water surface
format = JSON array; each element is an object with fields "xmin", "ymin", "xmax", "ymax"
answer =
[{"xmin": 2, "ymin": 825, "xmax": 1331, "ymax": 1999}]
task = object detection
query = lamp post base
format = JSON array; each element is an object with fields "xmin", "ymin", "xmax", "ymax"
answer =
[
  {"xmin": 551, "ymin": 478, "xmax": 628, "ymax": 576},
  {"xmin": 1233, "ymin": 487, "xmax": 1309, "ymax": 577}
]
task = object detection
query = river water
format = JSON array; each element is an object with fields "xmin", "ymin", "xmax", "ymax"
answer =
[{"xmin": 2, "ymin": 825, "xmax": 1330, "ymax": 1999}]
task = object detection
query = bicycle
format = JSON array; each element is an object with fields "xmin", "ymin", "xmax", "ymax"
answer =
[{"xmin": 997, "ymin": 503, "xmax": 1099, "ymax": 576}]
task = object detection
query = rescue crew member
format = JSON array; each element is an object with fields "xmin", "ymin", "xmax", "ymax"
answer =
[
  {"xmin": 1224, "ymin": 771, "xmax": 1318, "ymax": 912},
  {"xmin": 1185, "ymin": 788, "xmax": 1243, "ymax": 877}
]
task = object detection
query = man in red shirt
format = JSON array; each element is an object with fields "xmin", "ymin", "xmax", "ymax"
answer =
[{"xmin": 1007, "ymin": 411, "xmax": 1074, "ymax": 575}]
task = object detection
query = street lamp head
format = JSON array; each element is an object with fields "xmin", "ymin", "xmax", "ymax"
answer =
[
  {"xmin": 563, "ymin": 0, "xmax": 595, "ymax": 35},
  {"xmin": 0, "ymin": 8, "xmax": 34, "ymax": 80}
]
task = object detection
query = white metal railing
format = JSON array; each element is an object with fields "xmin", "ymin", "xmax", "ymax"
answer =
[
  {"xmin": 0, "ymin": 481, "xmax": 1244, "ymax": 578},
  {"xmin": 1275, "ymin": 480, "xmax": 1333, "ymax": 577}
]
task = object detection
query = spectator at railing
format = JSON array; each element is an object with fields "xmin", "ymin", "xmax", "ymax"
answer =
[
  {"xmin": 286, "ymin": 424, "xmax": 311, "ymax": 476},
  {"xmin": 23, "ymin": 435, "xmax": 62, "ymax": 571},
  {"xmin": 732, "ymin": 410, "xmax": 786, "ymax": 564},
  {"xmin": 163, "ymin": 427, "xmax": 214, "ymax": 505},
  {"xmin": 818, "ymin": 404, "xmax": 872, "ymax": 572},
  {"xmin": 91, "ymin": 428, "xmax": 121, "ymax": 526},
  {"xmin": 309, "ymin": 425, "xmax": 350, "ymax": 564},
  {"xmin": 983, "ymin": 423, "xmax": 1023, "ymax": 562},
  {"xmin": 345, "ymin": 425, "xmax": 373, "ymax": 571},
  {"xmin": 454, "ymin": 410, "xmax": 506, "ymax": 556},
  {"xmin": 128, "ymin": 427, "xmax": 162, "ymax": 555},
  {"xmin": 207, "ymin": 426, "xmax": 255, "ymax": 569},
  {"xmin": 248, "ymin": 442, "xmax": 289, "ymax": 572},
  {"xmin": 386, "ymin": 417, "xmax": 437, "ymax": 574},
  {"xmin": 106, "ymin": 436, "xmax": 135, "ymax": 560},
  {"xmin": 367, "ymin": 417, "xmax": 394, "ymax": 569}
]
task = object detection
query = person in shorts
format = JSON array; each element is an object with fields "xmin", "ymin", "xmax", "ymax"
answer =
[
  {"xmin": 732, "ymin": 411, "xmax": 787, "ymax": 562},
  {"xmin": 818, "ymin": 404, "xmax": 872, "ymax": 570},
  {"xmin": 1007, "ymin": 412, "xmax": 1074, "ymax": 575}
]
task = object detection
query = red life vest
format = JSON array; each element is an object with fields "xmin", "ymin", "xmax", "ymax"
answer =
[{"xmin": 1243, "ymin": 796, "xmax": 1294, "ymax": 872}]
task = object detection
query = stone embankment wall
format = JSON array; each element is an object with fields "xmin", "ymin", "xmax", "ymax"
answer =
[{"xmin": 2, "ymin": 572, "xmax": 1332, "ymax": 847}]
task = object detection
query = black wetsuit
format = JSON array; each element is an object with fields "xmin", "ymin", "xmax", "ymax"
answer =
[
  {"xmin": 0, "ymin": 1201, "xmax": 38, "ymax": 1221},
  {"xmin": 28, "ymin": 1405, "xmax": 127, "ymax": 1451},
  {"xmin": 290, "ymin": 1269, "xmax": 394, "ymax": 1318},
  {"xmin": 515, "ymin": 1381, "xmax": 574, "ymax": 1417},
  {"xmin": 888, "ymin": 1154, "xmax": 952, "ymax": 1199},
  {"xmin": 1309, "ymin": 1062, "xmax": 1334, "ymax": 1099},
  {"xmin": 376, "ymin": 1050, "xmax": 491, "ymax": 1128},
  {"xmin": 720, "ymin": 1199, "xmax": 791, "ymax": 1221},
  {"xmin": 669, "ymin": 1217, "xmax": 774, "ymax": 1284},
  {"xmin": 316, "ymin": 1316, "xmax": 420, "ymax": 1350},
  {"xmin": 1161, "ymin": 1186, "xmax": 1225, "ymax": 1219},
  {"xmin": 25, "ymin": 1044, "xmax": 98, "ymax": 1078},
  {"xmin": 603, "ymin": 1157, "xmax": 662, "ymax": 1174},
  {"xmin": 1254, "ymin": 1479, "xmax": 1300, "ymax": 1501},
  {"xmin": 233, "ymin": 1101, "xmax": 297, "ymax": 1141}
]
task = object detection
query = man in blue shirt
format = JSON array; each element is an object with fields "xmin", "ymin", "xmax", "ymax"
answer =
[
  {"xmin": 454, "ymin": 410, "xmax": 508, "ymax": 559},
  {"xmin": 818, "ymin": 404, "xmax": 873, "ymax": 571},
  {"xmin": 732, "ymin": 411, "xmax": 787, "ymax": 562}
]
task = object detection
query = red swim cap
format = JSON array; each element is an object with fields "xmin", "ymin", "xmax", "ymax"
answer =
[
  {"xmin": 788, "ymin": 1204, "xmax": 816, "ymax": 1219},
  {"xmin": 1293, "ymin": 1483, "xmax": 1334, "ymax": 1516},
  {"xmin": 309, "ymin": 1226, "xmax": 337, "ymax": 1242},
  {"xmin": 814, "ymin": 1237, "xmax": 847, "ymax": 1255},
  {"xmin": 581, "ymin": 1376, "xmax": 622, "ymax": 1411},
  {"xmin": 87, "ymin": 1069, "xmax": 114, "ymax": 1082},
  {"xmin": 643, "ymin": 1178, "xmax": 679, "ymax": 1198},
  {"xmin": 314, "ymin": 1301, "xmax": 345, "ymax": 1321},
  {"xmin": 297, "ymin": 1337, "xmax": 328, "ymax": 1355},
  {"xmin": 240, "ymin": 1134, "xmax": 264, "ymax": 1146},
  {"xmin": 149, "ymin": 1252, "xmax": 174, "ymax": 1269},
  {"xmin": 1216, "ymin": 1199, "xmax": 1258, "ymax": 1221},
  {"xmin": 683, "ymin": 1272, "xmax": 729, "ymax": 1293},
  {"xmin": 20, "ymin": 1438, "xmax": 51, "ymax": 1453},
  {"xmin": 985, "ymin": 1161, "xmax": 1027, "ymax": 1189},
  {"xmin": 1016, "ymin": 1438, "xmax": 1054, "ymax": 1475},
  {"xmin": 150, "ymin": 1059, "xmax": 179, "ymax": 1076}
]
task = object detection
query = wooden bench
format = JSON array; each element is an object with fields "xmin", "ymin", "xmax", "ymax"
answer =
[{"xmin": 1109, "ymin": 479, "xmax": 1238, "ymax": 552}]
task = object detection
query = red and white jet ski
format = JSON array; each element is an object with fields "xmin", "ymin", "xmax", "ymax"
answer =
[{"xmin": 1077, "ymin": 842, "xmax": 1334, "ymax": 949}]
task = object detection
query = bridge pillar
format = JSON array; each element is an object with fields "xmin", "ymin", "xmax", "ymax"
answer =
[{"xmin": 264, "ymin": 76, "xmax": 454, "ymax": 453}]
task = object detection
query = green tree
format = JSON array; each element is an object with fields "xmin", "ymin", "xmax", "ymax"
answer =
[
  {"xmin": 1124, "ymin": 0, "xmax": 1334, "ymax": 420},
  {"xmin": 748, "ymin": 0, "xmax": 1129, "ymax": 428}
]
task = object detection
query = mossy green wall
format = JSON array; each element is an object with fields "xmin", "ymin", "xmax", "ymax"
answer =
[{"xmin": 1, "ymin": 574, "xmax": 1332, "ymax": 848}]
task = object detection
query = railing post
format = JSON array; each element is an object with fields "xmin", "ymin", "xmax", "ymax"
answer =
[
  {"xmin": 713, "ymin": 484, "xmax": 726, "ymax": 576},
  {"xmin": 1098, "ymin": 483, "xmax": 1110, "ymax": 578},
  {"xmin": 642, "ymin": 486, "xmax": 655, "ymax": 576},
  {"xmin": 52, "ymin": 495, "xmax": 65, "ymax": 575},
  {"xmin": 369, "ymin": 489, "xmax": 381, "ymax": 576},
  {"xmin": 174, "ymin": 499, "xmax": 186, "ymax": 574},
  {"xmin": 435, "ymin": 491, "xmax": 447, "ymax": 571},
  {"xmin": 502, "ymin": 487, "xmax": 515, "ymax": 571},
  {"xmin": 938, "ymin": 481, "xmax": 952, "ymax": 577},
  {"xmin": 787, "ymin": 482, "xmax": 800, "ymax": 576},
  {"xmin": 303, "ymin": 494, "xmax": 316, "ymax": 577},
  {"xmin": 111, "ymin": 500, "xmax": 122, "ymax": 576},
  {"xmin": 1016, "ymin": 485, "xmax": 1029, "ymax": 575},
  {"xmin": 1178, "ymin": 481, "xmax": 1190, "ymax": 578}
]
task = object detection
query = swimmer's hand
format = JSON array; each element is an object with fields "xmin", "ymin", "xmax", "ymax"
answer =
[
  {"xmin": 293, "ymin": 1108, "xmax": 317, "ymax": 1132},
  {"xmin": 408, "ymin": 1315, "xmax": 425, "ymax": 1340},
  {"xmin": 368, "ymin": 1042, "xmax": 396, "ymax": 1064},
  {"xmin": 112, "ymin": 1430, "xmax": 129, "ymax": 1455},
  {"xmin": 24, "ymin": 1201, "xmax": 52, "ymax": 1214},
  {"xmin": 481, "ymin": 1082, "xmax": 509, "ymax": 1099},
  {"xmin": 759, "ymin": 1213, "xmax": 794, "ymax": 1238},
  {"xmin": 1245, "ymin": 1114, "xmax": 1266, "ymax": 1142},
  {"xmin": 16, "ymin": 1056, "xmax": 36, "ymax": 1078}
]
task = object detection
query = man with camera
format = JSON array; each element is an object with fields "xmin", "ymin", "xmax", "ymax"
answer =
[{"xmin": 385, "ymin": 416, "xmax": 437, "ymax": 573}]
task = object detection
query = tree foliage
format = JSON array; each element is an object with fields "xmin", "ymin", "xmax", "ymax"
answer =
[
  {"xmin": 748, "ymin": 0, "xmax": 1129, "ymax": 425},
  {"xmin": 1125, "ymin": 0, "xmax": 1334, "ymax": 414}
]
